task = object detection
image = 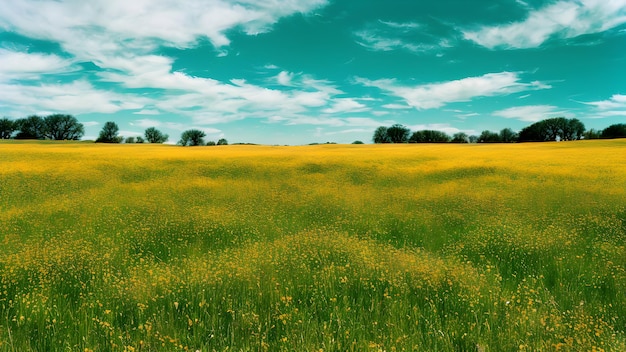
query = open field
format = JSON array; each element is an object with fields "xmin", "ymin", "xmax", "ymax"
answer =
[{"xmin": 0, "ymin": 140, "xmax": 625, "ymax": 351}]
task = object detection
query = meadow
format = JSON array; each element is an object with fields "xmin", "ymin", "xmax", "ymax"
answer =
[{"xmin": 0, "ymin": 140, "xmax": 624, "ymax": 351}]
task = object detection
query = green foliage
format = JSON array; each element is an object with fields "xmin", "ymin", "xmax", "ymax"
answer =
[
  {"xmin": 518, "ymin": 117, "xmax": 585, "ymax": 142},
  {"xmin": 499, "ymin": 128, "xmax": 518, "ymax": 143},
  {"xmin": 217, "ymin": 138, "xmax": 228, "ymax": 145},
  {"xmin": 206, "ymin": 140, "xmax": 216, "ymax": 146},
  {"xmin": 96, "ymin": 121, "xmax": 122, "ymax": 143},
  {"xmin": 352, "ymin": 140, "xmax": 364, "ymax": 144},
  {"xmin": 144, "ymin": 127, "xmax": 169, "ymax": 143},
  {"xmin": 478, "ymin": 130, "xmax": 501, "ymax": 143},
  {"xmin": 15, "ymin": 115, "xmax": 45, "ymax": 139},
  {"xmin": 410, "ymin": 130, "xmax": 451, "ymax": 143},
  {"xmin": 125, "ymin": 136, "xmax": 136, "ymax": 144},
  {"xmin": 0, "ymin": 117, "xmax": 17, "ymax": 139},
  {"xmin": 43, "ymin": 114, "xmax": 85, "ymax": 140},
  {"xmin": 372, "ymin": 126, "xmax": 390, "ymax": 143},
  {"xmin": 451, "ymin": 132, "xmax": 469, "ymax": 143},
  {"xmin": 135, "ymin": 136, "xmax": 145, "ymax": 143},
  {"xmin": 178, "ymin": 129, "xmax": 206, "ymax": 146},
  {"xmin": 601, "ymin": 123, "xmax": 626, "ymax": 139},
  {"xmin": 386, "ymin": 124, "xmax": 410, "ymax": 143}
]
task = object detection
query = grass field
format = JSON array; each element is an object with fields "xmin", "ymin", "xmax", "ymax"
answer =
[{"xmin": 0, "ymin": 140, "xmax": 625, "ymax": 351}]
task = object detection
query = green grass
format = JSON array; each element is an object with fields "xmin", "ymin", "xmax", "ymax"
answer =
[{"xmin": 0, "ymin": 140, "xmax": 624, "ymax": 351}]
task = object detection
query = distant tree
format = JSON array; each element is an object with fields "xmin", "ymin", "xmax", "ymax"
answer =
[
  {"xmin": 451, "ymin": 132, "xmax": 469, "ymax": 143},
  {"xmin": 144, "ymin": 127, "xmax": 169, "ymax": 143},
  {"xmin": 386, "ymin": 124, "xmax": 410, "ymax": 143},
  {"xmin": 125, "ymin": 136, "xmax": 136, "ymax": 144},
  {"xmin": 43, "ymin": 114, "xmax": 84, "ymax": 140},
  {"xmin": 409, "ymin": 130, "xmax": 450, "ymax": 143},
  {"xmin": 179, "ymin": 129, "xmax": 206, "ymax": 146},
  {"xmin": 468, "ymin": 135, "xmax": 479, "ymax": 143},
  {"xmin": 518, "ymin": 117, "xmax": 585, "ymax": 142},
  {"xmin": 583, "ymin": 129, "xmax": 602, "ymax": 140},
  {"xmin": 206, "ymin": 141, "xmax": 216, "ymax": 146},
  {"xmin": 217, "ymin": 138, "xmax": 228, "ymax": 146},
  {"xmin": 478, "ymin": 130, "xmax": 501, "ymax": 143},
  {"xmin": 352, "ymin": 140, "xmax": 364, "ymax": 144},
  {"xmin": 96, "ymin": 121, "xmax": 122, "ymax": 143},
  {"xmin": 372, "ymin": 126, "xmax": 390, "ymax": 143},
  {"xmin": 499, "ymin": 128, "xmax": 518, "ymax": 143},
  {"xmin": 601, "ymin": 123, "xmax": 626, "ymax": 139},
  {"xmin": 0, "ymin": 117, "xmax": 16, "ymax": 139},
  {"xmin": 15, "ymin": 115, "xmax": 45, "ymax": 139},
  {"xmin": 560, "ymin": 118, "xmax": 585, "ymax": 141},
  {"xmin": 135, "ymin": 136, "xmax": 145, "ymax": 143}
]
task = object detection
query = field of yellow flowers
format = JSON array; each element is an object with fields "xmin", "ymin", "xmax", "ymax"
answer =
[{"xmin": 1, "ymin": 140, "xmax": 625, "ymax": 351}]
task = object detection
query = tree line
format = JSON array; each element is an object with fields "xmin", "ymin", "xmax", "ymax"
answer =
[
  {"xmin": 94, "ymin": 121, "xmax": 228, "ymax": 146},
  {"xmin": 2, "ymin": 115, "xmax": 625, "ymax": 145},
  {"xmin": 0, "ymin": 116, "xmax": 228, "ymax": 146},
  {"xmin": 1, "ymin": 115, "xmax": 85, "ymax": 140},
  {"xmin": 373, "ymin": 118, "xmax": 626, "ymax": 144}
]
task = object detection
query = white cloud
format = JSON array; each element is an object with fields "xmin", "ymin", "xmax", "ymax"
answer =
[
  {"xmin": 382, "ymin": 103, "xmax": 413, "ymax": 110},
  {"xmin": 354, "ymin": 19, "xmax": 453, "ymax": 54},
  {"xmin": 584, "ymin": 94, "xmax": 626, "ymax": 109},
  {"xmin": 277, "ymin": 71, "xmax": 294, "ymax": 86},
  {"xmin": 358, "ymin": 72, "xmax": 550, "ymax": 110},
  {"xmin": 493, "ymin": 105, "xmax": 569, "ymax": 122},
  {"xmin": 464, "ymin": 0, "xmax": 626, "ymax": 49},
  {"xmin": 322, "ymin": 98, "xmax": 369, "ymax": 114},
  {"xmin": 0, "ymin": 0, "xmax": 328, "ymax": 51},
  {"xmin": 0, "ymin": 0, "xmax": 335, "ymax": 122},
  {"xmin": 131, "ymin": 119, "xmax": 163, "ymax": 128},
  {"xmin": 133, "ymin": 109, "xmax": 161, "ymax": 116},
  {"xmin": 582, "ymin": 94, "xmax": 626, "ymax": 117},
  {"xmin": 0, "ymin": 49, "xmax": 76, "ymax": 81},
  {"xmin": 0, "ymin": 80, "xmax": 150, "ymax": 114}
]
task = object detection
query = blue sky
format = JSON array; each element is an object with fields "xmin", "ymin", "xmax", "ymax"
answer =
[{"xmin": 1, "ymin": 0, "xmax": 625, "ymax": 144}]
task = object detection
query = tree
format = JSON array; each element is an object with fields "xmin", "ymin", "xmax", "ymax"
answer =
[
  {"xmin": 144, "ymin": 127, "xmax": 168, "ymax": 143},
  {"xmin": 96, "ymin": 121, "xmax": 122, "ymax": 143},
  {"xmin": 352, "ymin": 140, "xmax": 364, "ymax": 144},
  {"xmin": 565, "ymin": 119, "xmax": 585, "ymax": 141},
  {"xmin": 409, "ymin": 130, "xmax": 450, "ymax": 143},
  {"xmin": 386, "ymin": 124, "xmax": 410, "ymax": 143},
  {"xmin": 372, "ymin": 126, "xmax": 390, "ymax": 143},
  {"xmin": 478, "ymin": 130, "xmax": 501, "ymax": 143},
  {"xmin": 43, "ymin": 114, "xmax": 84, "ymax": 140},
  {"xmin": 15, "ymin": 115, "xmax": 45, "ymax": 139},
  {"xmin": 0, "ymin": 117, "xmax": 16, "ymax": 139},
  {"xmin": 135, "ymin": 136, "xmax": 145, "ymax": 143},
  {"xmin": 518, "ymin": 118, "xmax": 585, "ymax": 142},
  {"xmin": 206, "ymin": 141, "xmax": 216, "ymax": 146},
  {"xmin": 217, "ymin": 138, "xmax": 228, "ymax": 146},
  {"xmin": 583, "ymin": 129, "xmax": 602, "ymax": 139},
  {"xmin": 125, "ymin": 136, "xmax": 136, "ymax": 144},
  {"xmin": 499, "ymin": 128, "xmax": 518, "ymax": 143},
  {"xmin": 451, "ymin": 132, "xmax": 469, "ymax": 143},
  {"xmin": 178, "ymin": 129, "xmax": 206, "ymax": 146},
  {"xmin": 601, "ymin": 123, "xmax": 626, "ymax": 139},
  {"xmin": 468, "ymin": 135, "xmax": 479, "ymax": 143}
]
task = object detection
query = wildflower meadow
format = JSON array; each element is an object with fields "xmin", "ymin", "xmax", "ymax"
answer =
[{"xmin": 0, "ymin": 140, "xmax": 624, "ymax": 351}]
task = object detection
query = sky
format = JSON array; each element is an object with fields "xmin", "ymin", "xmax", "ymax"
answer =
[{"xmin": 1, "ymin": 0, "xmax": 625, "ymax": 145}]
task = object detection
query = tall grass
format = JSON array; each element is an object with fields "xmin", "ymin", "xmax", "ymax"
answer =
[{"xmin": 0, "ymin": 140, "xmax": 624, "ymax": 351}]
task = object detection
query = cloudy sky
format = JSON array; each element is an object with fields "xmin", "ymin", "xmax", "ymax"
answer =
[{"xmin": 1, "ymin": 0, "xmax": 625, "ymax": 144}]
